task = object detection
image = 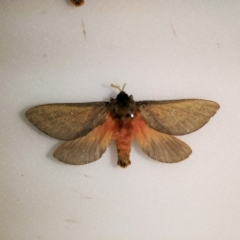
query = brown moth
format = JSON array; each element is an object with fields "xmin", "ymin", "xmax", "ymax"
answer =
[
  {"xmin": 26, "ymin": 84, "xmax": 219, "ymax": 168},
  {"xmin": 71, "ymin": 0, "xmax": 84, "ymax": 7}
]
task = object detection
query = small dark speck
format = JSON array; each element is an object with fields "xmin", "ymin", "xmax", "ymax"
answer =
[
  {"xmin": 170, "ymin": 22, "xmax": 177, "ymax": 37},
  {"xmin": 84, "ymin": 174, "xmax": 92, "ymax": 178},
  {"xmin": 64, "ymin": 219, "xmax": 80, "ymax": 223},
  {"xmin": 81, "ymin": 20, "xmax": 87, "ymax": 40}
]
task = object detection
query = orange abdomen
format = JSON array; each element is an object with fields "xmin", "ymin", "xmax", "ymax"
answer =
[{"xmin": 113, "ymin": 118, "xmax": 134, "ymax": 168}]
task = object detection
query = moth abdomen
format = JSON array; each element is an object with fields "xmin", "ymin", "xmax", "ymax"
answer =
[{"xmin": 113, "ymin": 118, "xmax": 134, "ymax": 168}]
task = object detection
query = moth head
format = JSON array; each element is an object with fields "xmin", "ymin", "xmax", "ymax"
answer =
[{"xmin": 110, "ymin": 84, "xmax": 136, "ymax": 119}]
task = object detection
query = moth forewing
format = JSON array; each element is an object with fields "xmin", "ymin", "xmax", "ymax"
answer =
[
  {"xmin": 25, "ymin": 103, "xmax": 109, "ymax": 140},
  {"xmin": 137, "ymin": 99, "xmax": 220, "ymax": 136}
]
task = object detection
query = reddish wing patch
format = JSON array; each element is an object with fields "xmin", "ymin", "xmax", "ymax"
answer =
[
  {"xmin": 133, "ymin": 113, "xmax": 192, "ymax": 163},
  {"xmin": 54, "ymin": 115, "xmax": 114, "ymax": 165}
]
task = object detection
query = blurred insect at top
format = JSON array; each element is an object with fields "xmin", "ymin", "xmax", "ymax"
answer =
[{"xmin": 71, "ymin": 0, "xmax": 84, "ymax": 7}]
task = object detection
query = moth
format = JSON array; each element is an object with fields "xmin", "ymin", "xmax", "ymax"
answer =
[
  {"xmin": 71, "ymin": 0, "xmax": 84, "ymax": 7},
  {"xmin": 26, "ymin": 84, "xmax": 219, "ymax": 168}
]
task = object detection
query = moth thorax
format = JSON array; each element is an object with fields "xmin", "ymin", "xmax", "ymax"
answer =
[{"xmin": 111, "ymin": 92, "xmax": 136, "ymax": 119}]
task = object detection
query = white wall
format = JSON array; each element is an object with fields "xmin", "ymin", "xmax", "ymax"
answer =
[{"xmin": 1, "ymin": 1, "xmax": 239, "ymax": 239}]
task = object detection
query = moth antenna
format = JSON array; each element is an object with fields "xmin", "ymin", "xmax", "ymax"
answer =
[
  {"xmin": 111, "ymin": 83, "xmax": 127, "ymax": 92},
  {"xmin": 111, "ymin": 84, "xmax": 122, "ymax": 92},
  {"xmin": 122, "ymin": 83, "xmax": 126, "ymax": 91}
]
